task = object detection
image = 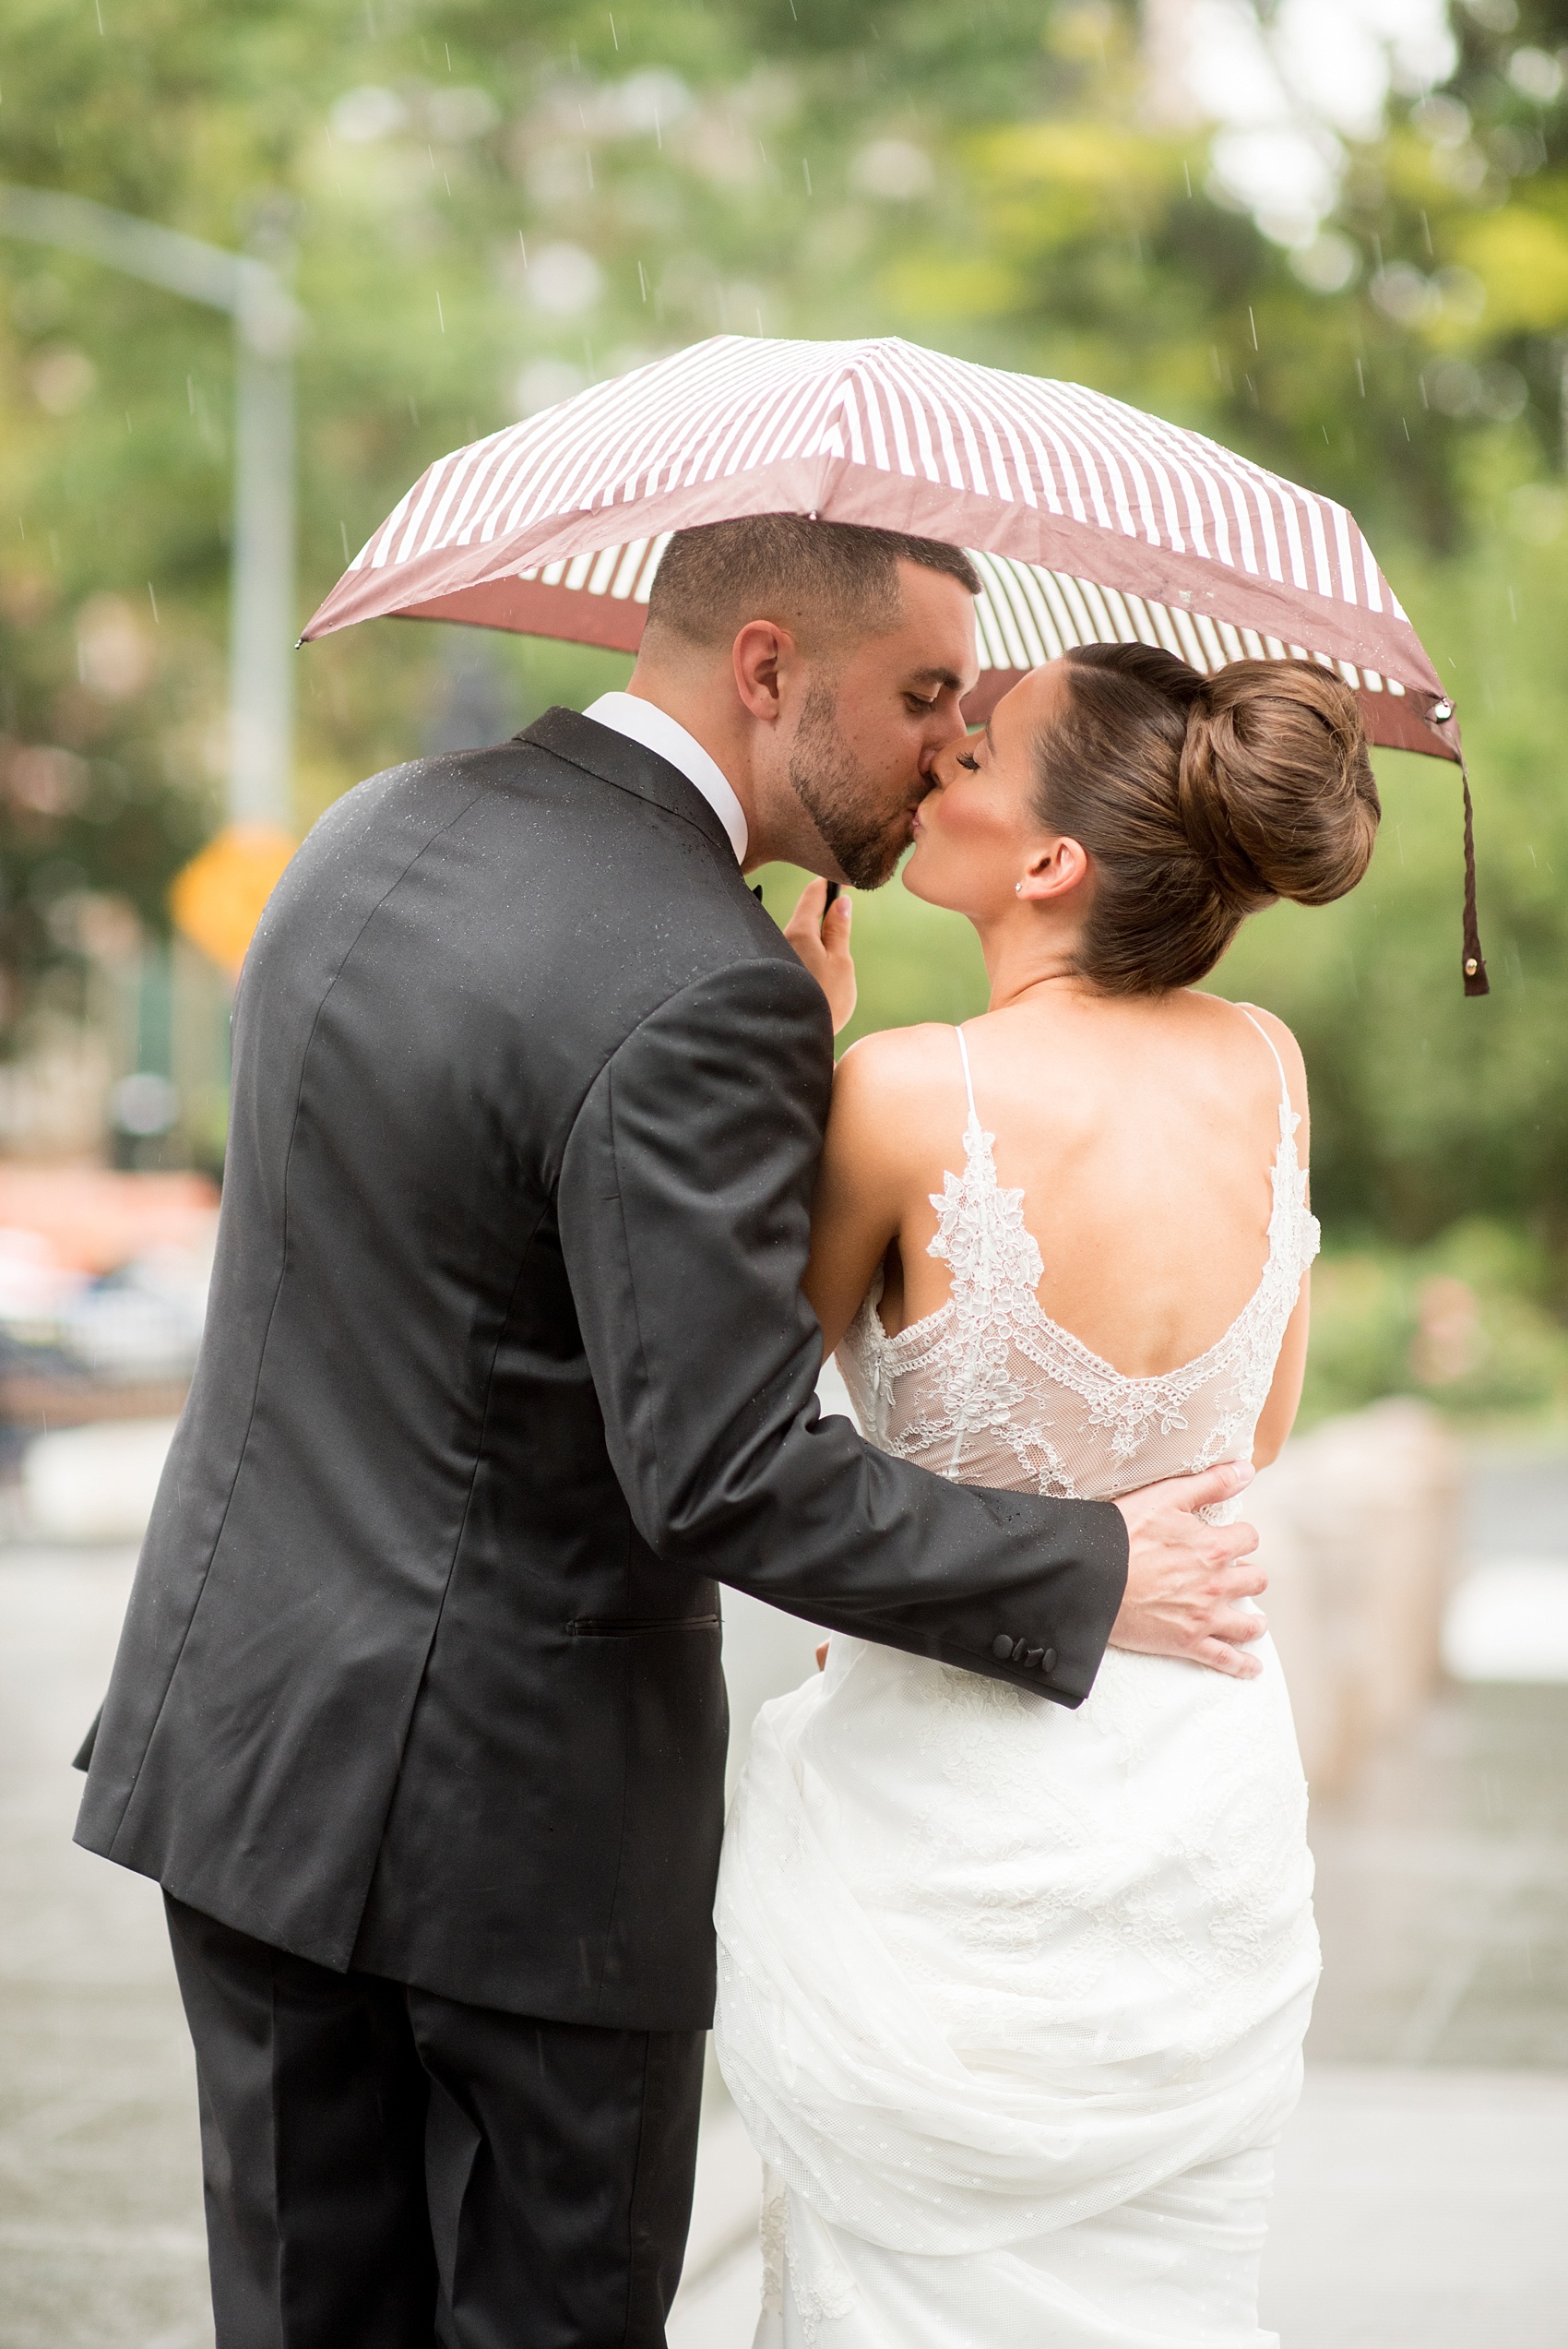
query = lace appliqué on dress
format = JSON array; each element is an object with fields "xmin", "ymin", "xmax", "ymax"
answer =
[
  {"xmin": 837, "ymin": 1030, "xmax": 1320, "ymax": 1507},
  {"xmin": 755, "ymin": 2172, "xmax": 858, "ymax": 2345},
  {"xmin": 758, "ymin": 2169, "xmax": 787, "ymax": 2322}
]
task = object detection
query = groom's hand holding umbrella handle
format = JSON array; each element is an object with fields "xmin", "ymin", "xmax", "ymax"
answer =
[
  {"xmin": 1111, "ymin": 1462, "xmax": 1267, "ymax": 1680},
  {"xmin": 782, "ymin": 878, "xmax": 856, "ymax": 1035}
]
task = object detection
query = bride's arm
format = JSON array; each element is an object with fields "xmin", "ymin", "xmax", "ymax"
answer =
[
  {"xmin": 802, "ymin": 1029, "xmax": 938, "ymax": 1357},
  {"xmin": 1251, "ymin": 1008, "xmax": 1312, "ymax": 1468}
]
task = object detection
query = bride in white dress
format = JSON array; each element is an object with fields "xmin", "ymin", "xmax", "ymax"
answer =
[{"xmin": 715, "ymin": 642, "xmax": 1381, "ymax": 2347}]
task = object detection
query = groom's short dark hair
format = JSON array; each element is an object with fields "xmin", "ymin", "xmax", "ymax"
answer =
[{"xmin": 645, "ymin": 514, "xmax": 980, "ymax": 653}]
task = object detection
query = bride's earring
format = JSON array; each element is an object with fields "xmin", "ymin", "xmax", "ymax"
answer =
[{"xmin": 1015, "ymin": 882, "xmax": 1023, "ymax": 895}]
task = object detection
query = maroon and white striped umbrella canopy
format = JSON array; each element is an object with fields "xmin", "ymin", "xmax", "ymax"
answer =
[
  {"xmin": 304, "ymin": 333, "xmax": 1485, "ymax": 988},
  {"xmin": 304, "ymin": 332, "xmax": 1459, "ymax": 767}
]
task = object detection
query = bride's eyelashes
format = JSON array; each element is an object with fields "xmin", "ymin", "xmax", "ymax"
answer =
[{"xmin": 956, "ymin": 751, "xmax": 980, "ymax": 772}]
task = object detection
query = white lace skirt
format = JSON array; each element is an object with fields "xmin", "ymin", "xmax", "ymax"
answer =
[{"xmin": 714, "ymin": 1635, "xmax": 1320, "ymax": 2348}]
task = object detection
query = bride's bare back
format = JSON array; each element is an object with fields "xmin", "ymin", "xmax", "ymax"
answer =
[{"xmin": 805, "ymin": 985, "xmax": 1312, "ymax": 1470}]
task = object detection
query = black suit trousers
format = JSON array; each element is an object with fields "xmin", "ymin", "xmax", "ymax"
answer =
[{"xmin": 165, "ymin": 1897, "xmax": 706, "ymax": 2349}]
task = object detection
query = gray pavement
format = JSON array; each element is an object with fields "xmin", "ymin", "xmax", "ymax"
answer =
[
  {"xmin": 4, "ymin": 1514, "xmax": 1568, "ymax": 2348},
  {"xmin": 1306, "ymin": 1682, "xmax": 1568, "ymax": 2069},
  {"xmin": 0, "ymin": 1547, "xmax": 207, "ymax": 2349},
  {"xmin": 1301, "ymin": 1444, "xmax": 1568, "ymax": 2070},
  {"xmin": 1262, "ymin": 2066, "xmax": 1568, "ymax": 2348}
]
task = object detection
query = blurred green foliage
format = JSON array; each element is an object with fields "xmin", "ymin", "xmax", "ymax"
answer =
[
  {"xmin": 1, "ymin": 0, "xmax": 1567, "ymax": 1370},
  {"xmin": 1302, "ymin": 1221, "xmax": 1568, "ymax": 1428},
  {"xmin": 754, "ymin": 858, "xmax": 992, "ymax": 1044}
]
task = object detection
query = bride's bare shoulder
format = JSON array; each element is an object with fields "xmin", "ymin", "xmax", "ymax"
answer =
[
  {"xmin": 826, "ymin": 1024, "xmax": 967, "ymax": 1163},
  {"xmin": 833, "ymin": 1022, "xmax": 964, "ymax": 1105},
  {"xmin": 1220, "ymin": 996, "xmax": 1309, "ymax": 1108},
  {"xmin": 1232, "ymin": 998, "xmax": 1302, "ymax": 1060}
]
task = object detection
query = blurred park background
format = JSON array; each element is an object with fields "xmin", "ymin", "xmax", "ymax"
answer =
[{"xmin": 3, "ymin": 3, "xmax": 1568, "ymax": 2344}]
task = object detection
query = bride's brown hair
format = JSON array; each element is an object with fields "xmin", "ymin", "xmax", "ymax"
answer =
[{"xmin": 1032, "ymin": 642, "xmax": 1380, "ymax": 994}]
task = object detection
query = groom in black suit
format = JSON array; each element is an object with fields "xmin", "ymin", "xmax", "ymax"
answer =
[{"xmin": 76, "ymin": 516, "xmax": 1264, "ymax": 2348}]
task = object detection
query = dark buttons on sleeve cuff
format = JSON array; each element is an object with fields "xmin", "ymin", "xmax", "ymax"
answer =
[{"xmin": 992, "ymin": 1635, "xmax": 1058, "ymax": 1671}]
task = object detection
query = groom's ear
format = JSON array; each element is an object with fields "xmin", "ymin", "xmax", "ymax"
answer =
[{"xmin": 731, "ymin": 619, "xmax": 800, "ymax": 724}]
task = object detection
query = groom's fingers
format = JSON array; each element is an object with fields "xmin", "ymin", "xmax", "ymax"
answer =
[
  {"xmin": 1217, "ymin": 1557, "xmax": 1268, "ymax": 1601},
  {"xmin": 1209, "ymin": 1525, "xmax": 1261, "ymax": 1576},
  {"xmin": 1210, "ymin": 1600, "xmax": 1267, "ymax": 1643},
  {"xmin": 1165, "ymin": 1458, "xmax": 1255, "ymax": 1515},
  {"xmin": 1189, "ymin": 1635, "xmax": 1265, "ymax": 1680},
  {"xmin": 1109, "ymin": 1464, "xmax": 1273, "ymax": 1675}
]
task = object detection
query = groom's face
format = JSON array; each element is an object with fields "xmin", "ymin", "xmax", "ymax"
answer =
[{"xmin": 781, "ymin": 562, "xmax": 980, "ymax": 889}]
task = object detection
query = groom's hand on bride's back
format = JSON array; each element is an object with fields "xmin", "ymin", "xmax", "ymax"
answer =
[{"xmin": 1110, "ymin": 1463, "xmax": 1266, "ymax": 1679}]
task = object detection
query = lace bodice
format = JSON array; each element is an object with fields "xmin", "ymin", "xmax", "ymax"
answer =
[{"xmin": 837, "ymin": 1009, "xmax": 1319, "ymax": 1505}]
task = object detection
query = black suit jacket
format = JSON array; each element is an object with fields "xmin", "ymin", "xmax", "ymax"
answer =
[{"xmin": 75, "ymin": 709, "xmax": 1127, "ymax": 2030}]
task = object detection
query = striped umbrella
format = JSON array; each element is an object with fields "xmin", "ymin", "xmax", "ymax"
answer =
[{"xmin": 303, "ymin": 334, "xmax": 1485, "ymax": 992}]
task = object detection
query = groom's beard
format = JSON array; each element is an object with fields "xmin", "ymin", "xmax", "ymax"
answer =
[{"xmin": 787, "ymin": 684, "xmax": 920, "ymax": 890}]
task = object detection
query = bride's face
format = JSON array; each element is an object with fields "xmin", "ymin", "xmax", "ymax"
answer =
[{"xmin": 903, "ymin": 662, "xmax": 1075, "ymax": 920}]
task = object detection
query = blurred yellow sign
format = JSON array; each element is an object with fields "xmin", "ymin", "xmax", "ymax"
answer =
[{"xmin": 170, "ymin": 822, "xmax": 298, "ymax": 978}]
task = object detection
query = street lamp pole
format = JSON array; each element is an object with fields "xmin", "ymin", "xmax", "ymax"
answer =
[
  {"xmin": 0, "ymin": 185, "xmax": 302, "ymax": 829},
  {"xmin": 227, "ymin": 275, "xmax": 297, "ymax": 828}
]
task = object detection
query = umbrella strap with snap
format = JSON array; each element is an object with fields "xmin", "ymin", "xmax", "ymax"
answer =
[{"xmin": 1460, "ymin": 757, "xmax": 1488, "ymax": 998}]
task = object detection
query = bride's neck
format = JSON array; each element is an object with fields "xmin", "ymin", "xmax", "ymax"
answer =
[{"xmin": 974, "ymin": 905, "xmax": 1089, "ymax": 1013}]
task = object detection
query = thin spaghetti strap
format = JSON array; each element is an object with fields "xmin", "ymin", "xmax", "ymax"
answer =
[
  {"xmin": 1235, "ymin": 1003, "xmax": 1290, "ymax": 1115},
  {"xmin": 954, "ymin": 1025, "xmax": 980, "ymax": 1127}
]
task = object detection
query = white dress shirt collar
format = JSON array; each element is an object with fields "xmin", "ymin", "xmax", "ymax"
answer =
[{"xmin": 583, "ymin": 692, "xmax": 749, "ymax": 865}]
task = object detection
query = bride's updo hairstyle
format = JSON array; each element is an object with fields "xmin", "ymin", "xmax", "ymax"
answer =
[{"xmin": 1033, "ymin": 642, "xmax": 1380, "ymax": 993}]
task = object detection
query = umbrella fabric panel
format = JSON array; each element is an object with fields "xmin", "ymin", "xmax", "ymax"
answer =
[
  {"xmin": 350, "ymin": 337, "xmax": 1380, "ymax": 617},
  {"xmin": 386, "ymin": 531, "xmax": 1448, "ymax": 761},
  {"xmin": 968, "ymin": 549, "xmax": 1401, "ymax": 688},
  {"xmin": 303, "ymin": 337, "xmax": 1447, "ymax": 734},
  {"xmin": 395, "ymin": 535, "xmax": 672, "ymax": 652},
  {"xmin": 962, "ymin": 552, "xmax": 1450, "ymax": 760}
]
